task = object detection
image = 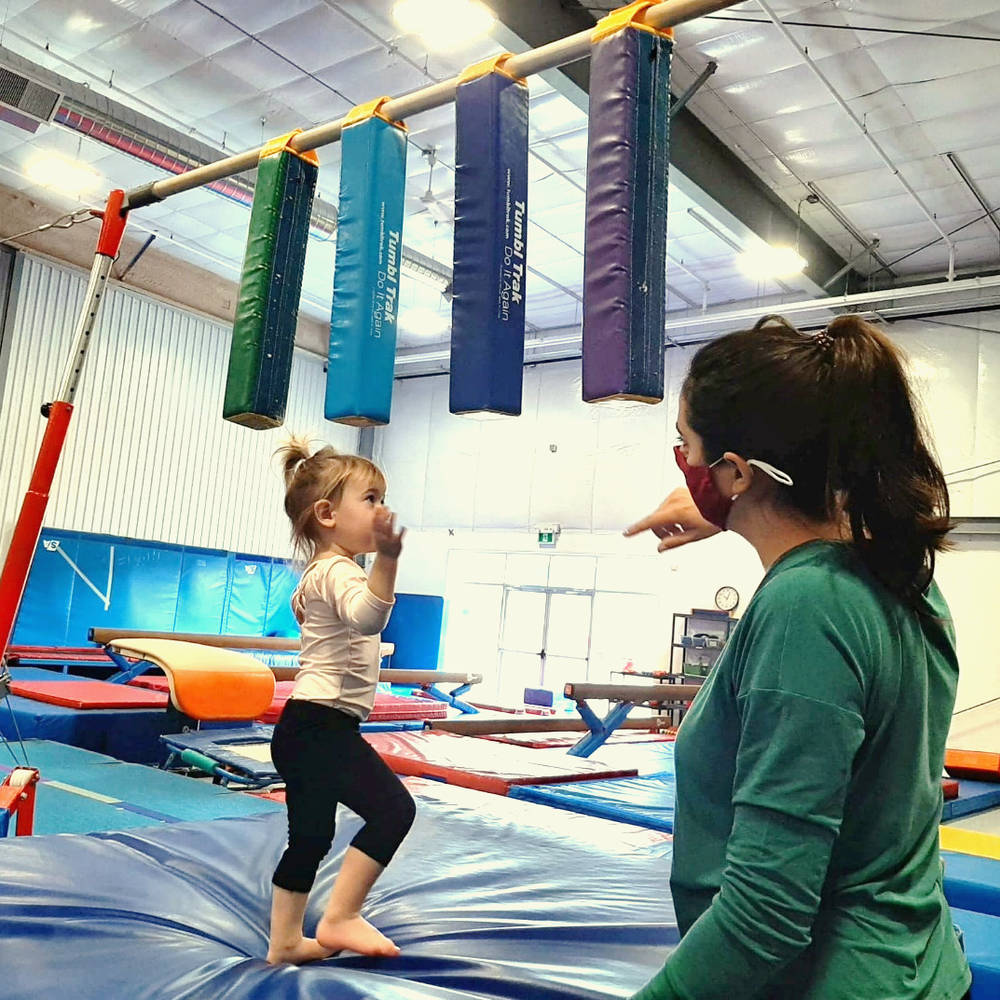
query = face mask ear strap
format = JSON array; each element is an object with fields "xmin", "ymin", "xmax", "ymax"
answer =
[{"xmin": 747, "ymin": 459, "xmax": 794, "ymax": 486}]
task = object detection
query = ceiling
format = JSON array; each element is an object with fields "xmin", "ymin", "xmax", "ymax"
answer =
[{"xmin": 0, "ymin": 0, "xmax": 998, "ymax": 364}]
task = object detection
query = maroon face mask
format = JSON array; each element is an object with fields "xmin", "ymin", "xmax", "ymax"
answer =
[
  {"xmin": 673, "ymin": 446, "xmax": 794, "ymax": 531},
  {"xmin": 674, "ymin": 446, "xmax": 732, "ymax": 529}
]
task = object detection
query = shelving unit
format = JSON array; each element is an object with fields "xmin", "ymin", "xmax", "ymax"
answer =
[{"xmin": 671, "ymin": 608, "xmax": 738, "ymax": 680}]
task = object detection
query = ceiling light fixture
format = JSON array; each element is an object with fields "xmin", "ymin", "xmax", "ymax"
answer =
[
  {"xmin": 25, "ymin": 153, "xmax": 101, "ymax": 195},
  {"xmin": 738, "ymin": 244, "xmax": 807, "ymax": 280},
  {"xmin": 392, "ymin": 0, "xmax": 496, "ymax": 52}
]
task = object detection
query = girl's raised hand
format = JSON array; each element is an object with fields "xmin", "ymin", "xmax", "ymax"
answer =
[{"xmin": 373, "ymin": 505, "xmax": 405, "ymax": 558}]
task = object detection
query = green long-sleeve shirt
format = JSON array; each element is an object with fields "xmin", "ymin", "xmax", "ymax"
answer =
[{"xmin": 633, "ymin": 540, "xmax": 971, "ymax": 1000}]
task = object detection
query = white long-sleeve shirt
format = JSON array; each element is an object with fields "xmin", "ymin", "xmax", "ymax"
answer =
[{"xmin": 289, "ymin": 555, "xmax": 394, "ymax": 720}]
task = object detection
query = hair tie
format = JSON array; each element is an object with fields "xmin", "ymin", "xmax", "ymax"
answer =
[{"xmin": 814, "ymin": 330, "xmax": 834, "ymax": 353}]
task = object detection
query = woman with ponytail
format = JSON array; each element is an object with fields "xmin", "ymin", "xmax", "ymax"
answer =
[{"xmin": 625, "ymin": 315, "xmax": 971, "ymax": 999}]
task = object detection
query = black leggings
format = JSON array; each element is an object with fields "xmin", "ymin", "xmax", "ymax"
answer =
[{"xmin": 270, "ymin": 698, "xmax": 416, "ymax": 894}]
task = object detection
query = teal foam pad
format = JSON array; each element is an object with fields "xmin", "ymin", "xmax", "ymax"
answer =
[{"xmin": 1, "ymin": 740, "xmax": 282, "ymax": 834}]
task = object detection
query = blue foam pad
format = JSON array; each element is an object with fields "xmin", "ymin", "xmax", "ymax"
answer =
[
  {"xmin": 0, "ymin": 780, "xmax": 677, "ymax": 1000},
  {"xmin": 161, "ymin": 724, "xmax": 279, "ymax": 781},
  {"xmin": 326, "ymin": 114, "xmax": 407, "ymax": 426},
  {"xmin": 944, "ymin": 781, "xmax": 1000, "ymax": 820},
  {"xmin": 450, "ymin": 68, "xmax": 528, "ymax": 416},
  {"xmin": 8, "ymin": 666, "xmax": 77, "ymax": 681},
  {"xmin": 0, "ymin": 695, "xmax": 168, "ymax": 763},
  {"xmin": 1, "ymin": 741, "xmax": 283, "ymax": 833},
  {"xmin": 952, "ymin": 908, "xmax": 1000, "ymax": 1000},
  {"xmin": 944, "ymin": 851, "xmax": 1000, "ymax": 918},
  {"xmin": 511, "ymin": 769, "xmax": 676, "ymax": 832}
]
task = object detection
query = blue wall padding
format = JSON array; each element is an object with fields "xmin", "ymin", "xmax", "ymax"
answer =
[
  {"xmin": 326, "ymin": 116, "xmax": 407, "ymax": 426},
  {"xmin": 381, "ymin": 593, "xmax": 444, "ymax": 670},
  {"xmin": 582, "ymin": 26, "xmax": 672, "ymax": 404},
  {"xmin": 11, "ymin": 529, "xmax": 300, "ymax": 646},
  {"xmin": 450, "ymin": 71, "xmax": 529, "ymax": 416},
  {"xmin": 174, "ymin": 551, "xmax": 228, "ymax": 633}
]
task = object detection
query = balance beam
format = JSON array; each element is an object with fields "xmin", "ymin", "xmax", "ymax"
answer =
[
  {"xmin": 426, "ymin": 715, "xmax": 662, "ymax": 736},
  {"xmin": 564, "ymin": 682, "xmax": 701, "ymax": 704},
  {"xmin": 562, "ymin": 680, "xmax": 701, "ymax": 758},
  {"xmin": 90, "ymin": 628, "xmax": 299, "ymax": 651}
]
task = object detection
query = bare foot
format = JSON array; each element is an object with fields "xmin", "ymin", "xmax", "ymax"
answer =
[
  {"xmin": 316, "ymin": 914, "xmax": 400, "ymax": 957},
  {"xmin": 266, "ymin": 937, "xmax": 337, "ymax": 966}
]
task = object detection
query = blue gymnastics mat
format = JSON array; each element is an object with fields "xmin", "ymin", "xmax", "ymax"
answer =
[
  {"xmin": 0, "ymin": 740, "xmax": 282, "ymax": 834},
  {"xmin": 944, "ymin": 781, "xmax": 1000, "ymax": 821},
  {"xmin": 510, "ymin": 770, "xmax": 676, "ymax": 833},
  {"xmin": 944, "ymin": 850, "xmax": 1000, "ymax": 919},
  {"xmin": 953, "ymin": 908, "xmax": 1000, "ymax": 1000},
  {"xmin": 0, "ymin": 779, "xmax": 676, "ymax": 1000}
]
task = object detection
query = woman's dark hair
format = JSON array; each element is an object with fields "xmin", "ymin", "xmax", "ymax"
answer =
[{"xmin": 682, "ymin": 314, "xmax": 951, "ymax": 605}]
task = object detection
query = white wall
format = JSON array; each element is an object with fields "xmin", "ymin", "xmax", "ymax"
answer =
[
  {"xmin": 376, "ymin": 314, "xmax": 1000, "ymax": 710},
  {"xmin": 0, "ymin": 252, "xmax": 357, "ymax": 559}
]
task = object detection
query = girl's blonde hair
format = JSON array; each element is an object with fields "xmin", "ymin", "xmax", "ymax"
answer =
[{"xmin": 275, "ymin": 435, "xmax": 386, "ymax": 563}]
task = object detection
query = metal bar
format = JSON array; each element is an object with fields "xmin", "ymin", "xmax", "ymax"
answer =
[
  {"xmin": 670, "ymin": 59, "xmax": 717, "ymax": 117},
  {"xmin": 946, "ymin": 152, "xmax": 1000, "ymax": 241},
  {"xmin": 124, "ymin": 0, "xmax": 741, "ymax": 209},
  {"xmin": 821, "ymin": 239, "xmax": 882, "ymax": 290},
  {"xmin": 808, "ymin": 182, "xmax": 895, "ymax": 277}
]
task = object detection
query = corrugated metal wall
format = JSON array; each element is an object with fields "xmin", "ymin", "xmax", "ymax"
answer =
[{"xmin": 0, "ymin": 253, "xmax": 355, "ymax": 557}]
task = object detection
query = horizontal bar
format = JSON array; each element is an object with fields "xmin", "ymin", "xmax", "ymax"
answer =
[
  {"xmin": 425, "ymin": 715, "xmax": 663, "ymax": 735},
  {"xmin": 564, "ymin": 682, "xmax": 702, "ymax": 703},
  {"xmin": 90, "ymin": 628, "xmax": 299, "ymax": 650},
  {"xmin": 123, "ymin": 0, "xmax": 738, "ymax": 210}
]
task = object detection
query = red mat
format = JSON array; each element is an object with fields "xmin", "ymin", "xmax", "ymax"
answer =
[
  {"xmin": 943, "ymin": 778, "xmax": 960, "ymax": 801},
  {"xmin": 10, "ymin": 679, "xmax": 168, "ymax": 710},
  {"xmin": 7, "ymin": 645, "xmax": 116, "ymax": 663},
  {"xmin": 258, "ymin": 686, "xmax": 448, "ymax": 724},
  {"xmin": 363, "ymin": 730, "xmax": 637, "ymax": 796},
  {"xmin": 129, "ymin": 676, "xmax": 170, "ymax": 691},
  {"xmin": 945, "ymin": 749, "xmax": 1000, "ymax": 782},
  {"xmin": 477, "ymin": 730, "xmax": 676, "ymax": 749}
]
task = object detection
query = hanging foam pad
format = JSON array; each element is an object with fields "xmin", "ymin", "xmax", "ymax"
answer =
[
  {"xmin": 450, "ymin": 61, "xmax": 529, "ymax": 416},
  {"xmin": 582, "ymin": 20, "xmax": 672, "ymax": 404},
  {"xmin": 224, "ymin": 137, "xmax": 318, "ymax": 429},
  {"xmin": 326, "ymin": 104, "xmax": 407, "ymax": 427}
]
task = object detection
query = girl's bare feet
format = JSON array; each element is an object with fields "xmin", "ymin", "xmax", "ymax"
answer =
[
  {"xmin": 266, "ymin": 936, "xmax": 336, "ymax": 966},
  {"xmin": 316, "ymin": 914, "xmax": 400, "ymax": 957}
]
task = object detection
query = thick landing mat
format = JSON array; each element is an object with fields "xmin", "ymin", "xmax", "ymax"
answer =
[
  {"xmin": 363, "ymin": 731, "xmax": 637, "ymax": 795},
  {"xmin": 10, "ymin": 678, "xmax": 168, "ymax": 709},
  {"xmin": 0, "ymin": 779, "xmax": 676, "ymax": 1000}
]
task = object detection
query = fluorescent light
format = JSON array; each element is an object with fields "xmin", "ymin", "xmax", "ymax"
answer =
[
  {"xmin": 739, "ymin": 245, "xmax": 807, "ymax": 280},
  {"xmin": 26, "ymin": 153, "xmax": 101, "ymax": 195},
  {"xmin": 399, "ymin": 306, "xmax": 450, "ymax": 339},
  {"xmin": 392, "ymin": 0, "xmax": 495, "ymax": 51}
]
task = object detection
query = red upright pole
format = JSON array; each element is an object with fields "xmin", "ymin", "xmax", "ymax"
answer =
[{"xmin": 0, "ymin": 190, "xmax": 128, "ymax": 660}]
